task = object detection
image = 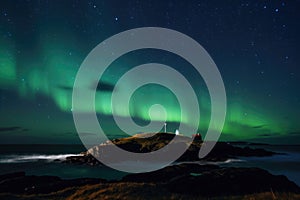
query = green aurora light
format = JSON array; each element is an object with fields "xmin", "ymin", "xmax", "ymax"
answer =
[
  {"xmin": 0, "ymin": 34, "xmax": 292, "ymax": 140},
  {"xmin": 0, "ymin": 1, "xmax": 299, "ymax": 144}
]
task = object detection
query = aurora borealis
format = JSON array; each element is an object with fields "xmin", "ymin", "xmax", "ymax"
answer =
[{"xmin": 0, "ymin": 1, "xmax": 299, "ymax": 144}]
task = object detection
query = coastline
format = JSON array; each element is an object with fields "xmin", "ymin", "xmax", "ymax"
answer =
[
  {"xmin": 0, "ymin": 163, "xmax": 299, "ymax": 199},
  {"xmin": 1, "ymin": 134, "xmax": 299, "ymax": 199}
]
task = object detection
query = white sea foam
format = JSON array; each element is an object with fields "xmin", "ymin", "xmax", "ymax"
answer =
[
  {"xmin": 0, "ymin": 154, "xmax": 82, "ymax": 163},
  {"xmin": 171, "ymin": 158, "xmax": 244, "ymax": 166}
]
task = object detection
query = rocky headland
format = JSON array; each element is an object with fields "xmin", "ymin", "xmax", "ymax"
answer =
[
  {"xmin": 65, "ymin": 132, "xmax": 277, "ymax": 166},
  {"xmin": 1, "ymin": 133, "xmax": 298, "ymax": 199}
]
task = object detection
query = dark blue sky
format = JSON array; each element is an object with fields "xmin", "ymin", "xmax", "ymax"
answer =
[{"xmin": 0, "ymin": 0, "xmax": 299, "ymax": 144}]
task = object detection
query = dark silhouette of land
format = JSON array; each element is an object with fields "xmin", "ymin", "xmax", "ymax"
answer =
[
  {"xmin": 65, "ymin": 132, "xmax": 276, "ymax": 165},
  {"xmin": 0, "ymin": 133, "xmax": 299, "ymax": 199}
]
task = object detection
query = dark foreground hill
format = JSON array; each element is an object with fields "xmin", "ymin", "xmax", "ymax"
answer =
[
  {"xmin": 0, "ymin": 164, "xmax": 299, "ymax": 199},
  {"xmin": 1, "ymin": 133, "xmax": 297, "ymax": 199}
]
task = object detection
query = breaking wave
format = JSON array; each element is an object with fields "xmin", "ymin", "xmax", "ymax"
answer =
[
  {"xmin": 172, "ymin": 158, "xmax": 244, "ymax": 166},
  {"xmin": 0, "ymin": 154, "xmax": 81, "ymax": 163}
]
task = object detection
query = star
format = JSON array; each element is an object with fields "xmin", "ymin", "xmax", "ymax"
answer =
[{"xmin": 115, "ymin": 17, "xmax": 118, "ymax": 21}]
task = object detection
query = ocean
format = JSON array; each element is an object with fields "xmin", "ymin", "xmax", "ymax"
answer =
[
  {"xmin": 222, "ymin": 144, "xmax": 300, "ymax": 187},
  {"xmin": 0, "ymin": 145, "xmax": 127, "ymax": 180},
  {"xmin": 0, "ymin": 144, "xmax": 299, "ymax": 186}
]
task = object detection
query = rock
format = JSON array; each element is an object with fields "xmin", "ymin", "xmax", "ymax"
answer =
[
  {"xmin": 202, "ymin": 142, "xmax": 276, "ymax": 161},
  {"xmin": 122, "ymin": 163, "xmax": 300, "ymax": 196},
  {"xmin": 0, "ymin": 171, "xmax": 25, "ymax": 181},
  {"xmin": 65, "ymin": 133, "xmax": 277, "ymax": 165},
  {"xmin": 165, "ymin": 166, "xmax": 300, "ymax": 196},
  {"xmin": 0, "ymin": 172, "xmax": 104, "ymax": 194},
  {"xmin": 0, "ymin": 165, "xmax": 299, "ymax": 198},
  {"xmin": 121, "ymin": 163, "xmax": 300, "ymax": 196},
  {"xmin": 122, "ymin": 163, "xmax": 219, "ymax": 182},
  {"xmin": 123, "ymin": 163, "xmax": 300, "ymax": 196},
  {"xmin": 65, "ymin": 154, "xmax": 101, "ymax": 166}
]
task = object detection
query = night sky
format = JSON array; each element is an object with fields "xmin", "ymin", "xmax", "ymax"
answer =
[{"xmin": 0, "ymin": 0, "xmax": 299, "ymax": 144}]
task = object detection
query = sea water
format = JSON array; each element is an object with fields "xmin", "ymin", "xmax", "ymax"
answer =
[
  {"xmin": 0, "ymin": 144, "xmax": 127, "ymax": 180},
  {"xmin": 0, "ymin": 144, "xmax": 299, "ymax": 186},
  {"xmin": 220, "ymin": 144, "xmax": 300, "ymax": 186}
]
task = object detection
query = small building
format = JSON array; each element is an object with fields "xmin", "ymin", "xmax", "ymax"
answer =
[{"xmin": 192, "ymin": 133, "xmax": 202, "ymax": 142}]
